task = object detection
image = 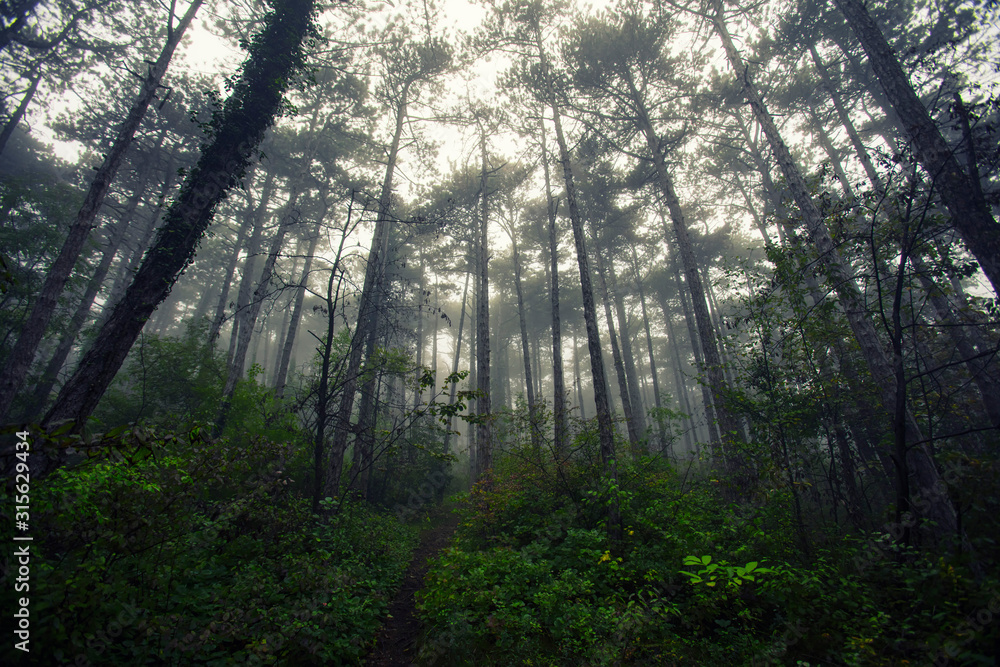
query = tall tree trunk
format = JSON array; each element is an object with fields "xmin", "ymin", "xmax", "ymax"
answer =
[
  {"xmin": 0, "ymin": 0, "xmax": 205, "ymax": 423},
  {"xmin": 538, "ymin": 115, "xmax": 568, "ymax": 455},
  {"xmin": 807, "ymin": 105, "xmax": 856, "ymax": 198},
  {"xmin": 442, "ymin": 271, "xmax": 469, "ymax": 457},
  {"xmin": 41, "ymin": 0, "xmax": 318, "ymax": 438},
  {"xmin": 630, "ymin": 76, "xmax": 740, "ymax": 469},
  {"xmin": 275, "ymin": 224, "xmax": 320, "ymax": 397},
  {"xmin": 595, "ymin": 247, "xmax": 640, "ymax": 450},
  {"xmin": 630, "ymin": 247, "xmax": 665, "ymax": 446},
  {"xmin": 327, "ymin": 84, "xmax": 410, "ymax": 499},
  {"xmin": 536, "ymin": 25, "xmax": 620, "ymax": 540},
  {"xmin": 573, "ymin": 327, "xmax": 585, "ymax": 421},
  {"xmin": 208, "ymin": 180, "xmax": 259, "ymax": 346},
  {"xmin": 27, "ymin": 132, "xmax": 165, "ymax": 414},
  {"xmin": 218, "ymin": 190, "xmax": 300, "ymax": 428},
  {"xmin": 103, "ymin": 148, "xmax": 180, "ymax": 317},
  {"xmin": 832, "ymin": 0, "xmax": 1000, "ymax": 296},
  {"xmin": 661, "ymin": 290, "xmax": 697, "ymax": 453},
  {"xmin": 511, "ymin": 232, "xmax": 540, "ymax": 457},
  {"xmin": 608, "ymin": 257, "xmax": 646, "ymax": 442},
  {"xmin": 226, "ymin": 171, "xmax": 277, "ymax": 370},
  {"xmin": 474, "ymin": 128, "xmax": 492, "ymax": 481},
  {"xmin": 713, "ymin": 2, "xmax": 958, "ymax": 536},
  {"xmin": 808, "ymin": 43, "xmax": 883, "ymax": 192},
  {"xmin": 664, "ymin": 248, "xmax": 718, "ymax": 447}
]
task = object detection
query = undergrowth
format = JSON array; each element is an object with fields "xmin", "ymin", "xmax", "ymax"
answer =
[
  {"xmin": 0, "ymin": 425, "xmax": 418, "ymax": 666},
  {"xmin": 416, "ymin": 428, "xmax": 999, "ymax": 666}
]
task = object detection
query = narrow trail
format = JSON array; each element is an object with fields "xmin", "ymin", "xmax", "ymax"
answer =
[{"xmin": 365, "ymin": 506, "xmax": 460, "ymax": 667}]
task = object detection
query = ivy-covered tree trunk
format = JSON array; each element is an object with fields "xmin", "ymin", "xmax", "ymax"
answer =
[
  {"xmin": 0, "ymin": 0, "xmax": 204, "ymax": 423},
  {"xmin": 42, "ymin": 0, "xmax": 317, "ymax": 438}
]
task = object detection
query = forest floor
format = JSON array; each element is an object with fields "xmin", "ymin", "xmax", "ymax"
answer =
[{"xmin": 365, "ymin": 502, "xmax": 461, "ymax": 667}]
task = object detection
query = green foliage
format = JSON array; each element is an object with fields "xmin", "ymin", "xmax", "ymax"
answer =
[
  {"xmin": 96, "ymin": 318, "xmax": 226, "ymax": 427},
  {"xmin": 0, "ymin": 425, "xmax": 417, "ymax": 666},
  {"xmin": 416, "ymin": 443, "xmax": 999, "ymax": 665}
]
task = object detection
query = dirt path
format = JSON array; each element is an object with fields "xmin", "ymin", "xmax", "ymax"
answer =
[{"xmin": 365, "ymin": 507, "xmax": 460, "ymax": 667}]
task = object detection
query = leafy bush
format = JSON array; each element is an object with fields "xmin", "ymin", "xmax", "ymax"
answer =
[
  {"xmin": 0, "ymin": 425, "xmax": 417, "ymax": 666},
  {"xmin": 416, "ymin": 438, "xmax": 999, "ymax": 666}
]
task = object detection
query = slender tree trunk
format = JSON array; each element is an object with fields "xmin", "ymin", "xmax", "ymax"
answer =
[
  {"xmin": 538, "ymin": 115, "xmax": 568, "ymax": 455},
  {"xmin": 103, "ymin": 149, "xmax": 180, "ymax": 317},
  {"xmin": 329, "ymin": 84, "xmax": 411, "ymax": 499},
  {"xmin": 275, "ymin": 224, "xmax": 320, "ymax": 397},
  {"xmin": 208, "ymin": 182, "xmax": 259, "ymax": 346},
  {"xmin": 573, "ymin": 327, "xmax": 585, "ymax": 420},
  {"xmin": 218, "ymin": 190, "xmax": 300, "ymax": 428},
  {"xmin": 27, "ymin": 133, "xmax": 165, "ymax": 413},
  {"xmin": 511, "ymin": 232, "xmax": 540, "ymax": 456},
  {"xmin": 808, "ymin": 43, "xmax": 883, "ymax": 191},
  {"xmin": 661, "ymin": 291, "xmax": 697, "ymax": 454},
  {"xmin": 608, "ymin": 257, "xmax": 646, "ymax": 441},
  {"xmin": 536, "ymin": 25, "xmax": 619, "ymax": 540},
  {"xmin": 442, "ymin": 271, "xmax": 469, "ymax": 457},
  {"xmin": 912, "ymin": 255, "xmax": 1000, "ymax": 428},
  {"xmin": 42, "ymin": 0, "xmax": 317, "ymax": 438},
  {"xmin": 226, "ymin": 172, "xmax": 278, "ymax": 369},
  {"xmin": 474, "ymin": 128, "xmax": 492, "ymax": 481},
  {"xmin": 630, "ymin": 247, "xmax": 664, "ymax": 445},
  {"xmin": 664, "ymin": 248, "xmax": 718, "ymax": 447},
  {"xmin": 808, "ymin": 105, "xmax": 855, "ymax": 198},
  {"xmin": 595, "ymin": 247, "xmax": 640, "ymax": 450},
  {"xmin": 633, "ymin": 82, "xmax": 740, "ymax": 469},
  {"xmin": 0, "ymin": 0, "xmax": 205, "ymax": 423}
]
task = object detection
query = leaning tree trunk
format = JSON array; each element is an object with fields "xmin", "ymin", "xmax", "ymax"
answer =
[
  {"xmin": 713, "ymin": 2, "xmax": 958, "ymax": 536},
  {"xmin": 41, "ymin": 0, "xmax": 318, "ymax": 441},
  {"xmin": 808, "ymin": 43, "xmax": 883, "ymax": 192},
  {"xmin": 642, "ymin": 110, "xmax": 737, "ymax": 462},
  {"xmin": 27, "ymin": 143, "xmax": 162, "ymax": 414},
  {"xmin": 0, "ymin": 67, "xmax": 42, "ymax": 157},
  {"xmin": 0, "ymin": 0, "xmax": 205, "ymax": 423},
  {"xmin": 832, "ymin": 0, "xmax": 1000, "ymax": 297}
]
